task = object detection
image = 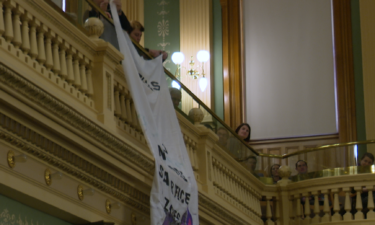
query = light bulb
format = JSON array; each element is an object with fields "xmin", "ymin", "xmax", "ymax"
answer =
[
  {"xmin": 199, "ymin": 77, "xmax": 208, "ymax": 92},
  {"xmin": 197, "ymin": 50, "xmax": 210, "ymax": 62},
  {"xmin": 171, "ymin": 52, "xmax": 185, "ymax": 64},
  {"xmin": 171, "ymin": 80, "xmax": 181, "ymax": 89}
]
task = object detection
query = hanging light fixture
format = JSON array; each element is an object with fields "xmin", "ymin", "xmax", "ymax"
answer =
[
  {"xmin": 171, "ymin": 50, "xmax": 210, "ymax": 92},
  {"xmin": 171, "ymin": 52, "xmax": 185, "ymax": 90},
  {"xmin": 196, "ymin": 50, "xmax": 210, "ymax": 92}
]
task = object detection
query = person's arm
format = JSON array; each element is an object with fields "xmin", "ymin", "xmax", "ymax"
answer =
[
  {"xmin": 148, "ymin": 49, "xmax": 168, "ymax": 61},
  {"xmin": 107, "ymin": 0, "xmax": 133, "ymax": 33}
]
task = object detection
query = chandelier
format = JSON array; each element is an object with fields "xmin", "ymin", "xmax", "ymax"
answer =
[{"xmin": 171, "ymin": 50, "xmax": 210, "ymax": 92}]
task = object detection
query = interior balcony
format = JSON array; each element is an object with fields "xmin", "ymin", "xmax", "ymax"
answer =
[{"xmin": 0, "ymin": 0, "xmax": 374, "ymax": 225}]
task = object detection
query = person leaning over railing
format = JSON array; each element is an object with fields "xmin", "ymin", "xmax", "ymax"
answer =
[
  {"xmin": 129, "ymin": 20, "xmax": 168, "ymax": 62},
  {"xmin": 83, "ymin": 0, "xmax": 132, "ymax": 33},
  {"xmin": 227, "ymin": 123, "xmax": 251, "ymax": 159},
  {"xmin": 235, "ymin": 123, "xmax": 251, "ymax": 144},
  {"xmin": 270, "ymin": 164, "xmax": 281, "ymax": 184}
]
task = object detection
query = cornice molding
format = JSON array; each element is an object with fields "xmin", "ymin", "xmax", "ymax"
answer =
[
  {"xmin": 0, "ymin": 125, "xmax": 150, "ymax": 213},
  {"xmin": 0, "ymin": 62, "xmax": 154, "ymax": 174}
]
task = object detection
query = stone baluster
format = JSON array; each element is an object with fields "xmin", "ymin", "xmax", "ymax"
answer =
[
  {"xmin": 321, "ymin": 190, "xmax": 331, "ymax": 222},
  {"xmin": 29, "ymin": 18, "xmax": 39, "ymax": 59},
  {"xmin": 21, "ymin": 12, "xmax": 33, "ymax": 54},
  {"xmin": 131, "ymin": 102, "xmax": 139, "ymax": 129},
  {"xmin": 303, "ymin": 193, "xmax": 311, "ymax": 224},
  {"xmin": 0, "ymin": 0, "xmax": 5, "ymax": 36},
  {"xmin": 4, "ymin": 0, "xmax": 14, "ymax": 43},
  {"xmin": 44, "ymin": 30, "xmax": 54, "ymax": 70},
  {"xmin": 66, "ymin": 46, "xmax": 75, "ymax": 83},
  {"xmin": 212, "ymin": 159, "xmax": 219, "ymax": 193},
  {"xmin": 58, "ymin": 41, "xmax": 68, "ymax": 79},
  {"xmin": 73, "ymin": 52, "xmax": 82, "ymax": 88},
  {"xmin": 238, "ymin": 182, "xmax": 244, "ymax": 209},
  {"xmin": 36, "ymin": 24, "xmax": 47, "ymax": 65},
  {"xmin": 193, "ymin": 143, "xmax": 199, "ymax": 171},
  {"xmin": 266, "ymin": 197, "xmax": 275, "ymax": 225},
  {"xmin": 367, "ymin": 186, "xmax": 375, "ymax": 219},
  {"xmin": 12, "ymin": 4, "xmax": 22, "ymax": 48},
  {"xmin": 86, "ymin": 62, "xmax": 94, "ymax": 97},
  {"xmin": 229, "ymin": 173, "xmax": 235, "ymax": 203},
  {"xmin": 233, "ymin": 177, "xmax": 240, "ymax": 205},
  {"xmin": 331, "ymin": 188, "xmax": 342, "ymax": 221},
  {"xmin": 119, "ymin": 88, "xmax": 128, "ymax": 121},
  {"xmin": 289, "ymin": 196, "xmax": 296, "ymax": 225},
  {"xmin": 52, "ymin": 36, "xmax": 61, "ymax": 74},
  {"xmin": 187, "ymin": 140, "xmax": 193, "ymax": 169},
  {"xmin": 80, "ymin": 57, "xmax": 89, "ymax": 93},
  {"xmin": 342, "ymin": 187, "xmax": 352, "ymax": 221},
  {"xmin": 114, "ymin": 85, "xmax": 121, "ymax": 117},
  {"xmin": 256, "ymin": 193, "xmax": 263, "ymax": 219},
  {"xmin": 354, "ymin": 187, "xmax": 364, "ymax": 220},
  {"xmin": 274, "ymin": 197, "xmax": 280, "ymax": 225},
  {"xmin": 221, "ymin": 165, "xmax": 227, "ymax": 198},
  {"xmin": 311, "ymin": 192, "xmax": 320, "ymax": 224},
  {"xmin": 224, "ymin": 168, "xmax": 230, "ymax": 199},
  {"xmin": 20, "ymin": 12, "xmax": 31, "ymax": 54},
  {"xmin": 296, "ymin": 195, "xmax": 303, "ymax": 224},
  {"xmin": 125, "ymin": 98, "xmax": 132, "ymax": 126}
]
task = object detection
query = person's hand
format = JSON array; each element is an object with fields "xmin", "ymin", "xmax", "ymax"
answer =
[
  {"xmin": 148, "ymin": 49, "xmax": 160, "ymax": 58},
  {"xmin": 99, "ymin": 0, "xmax": 109, "ymax": 12},
  {"xmin": 112, "ymin": 0, "xmax": 122, "ymax": 15},
  {"xmin": 149, "ymin": 49, "xmax": 168, "ymax": 60}
]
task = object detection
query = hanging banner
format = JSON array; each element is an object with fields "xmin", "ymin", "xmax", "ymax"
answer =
[{"xmin": 110, "ymin": 2, "xmax": 199, "ymax": 224}]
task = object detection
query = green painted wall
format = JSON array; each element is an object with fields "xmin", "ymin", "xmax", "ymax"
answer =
[
  {"xmin": 144, "ymin": 0, "xmax": 180, "ymax": 78},
  {"xmin": 0, "ymin": 194, "xmax": 72, "ymax": 225},
  {"xmin": 351, "ymin": 0, "xmax": 367, "ymax": 156},
  {"xmin": 213, "ymin": 0, "xmax": 224, "ymax": 120}
]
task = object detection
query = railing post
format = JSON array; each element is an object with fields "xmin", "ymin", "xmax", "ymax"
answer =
[
  {"xmin": 84, "ymin": 18, "xmax": 123, "ymax": 129},
  {"xmin": 331, "ymin": 188, "xmax": 342, "ymax": 221},
  {"xmin": 367, "ymin": 185, "xmax": 375, "ymax": 219},
  {"xmin": 195, "ymin": 122, "xmax": 218, "ymax": 194},
  {"xmin": 311, "ymin": 191, "xmax": 320, "ymax": 224},
  {"xmin": 320, "ymin": 189, "xmax": 331, "ymax": 222},
  {"xmin": 354, "ymin": 186, "xmax": 364, "ymax": 220},
  {"xmin": 342, "ymin": 187, "xmax": 353, "ymax": 221},
  {"xmin": 277, "ymin": 165, "xmax": 292, "ymax": 225}
]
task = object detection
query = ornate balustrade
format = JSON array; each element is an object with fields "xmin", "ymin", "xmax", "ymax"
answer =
[{"xmin": 1, "ymin": 1, "xmax": 375, "ymax": 225}]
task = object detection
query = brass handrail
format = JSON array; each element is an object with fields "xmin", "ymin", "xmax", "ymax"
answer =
[
  {"xmin": 81, "ymin": 0, "xmax": 259, "ymax": 156},
  {"xmin": 256, "ymin": 139, "xmax": 375, "ymax": 159}
]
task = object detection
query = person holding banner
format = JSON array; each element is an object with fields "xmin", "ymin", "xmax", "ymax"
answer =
[
  {"xmin": 84, "ymin": 0, "xmax": 132, "ymax": 33},
  {"xmin": 129, "ymin": 20, "xmax": 168, "ymax": 61},
  {"xmin": 109, "ymin": 1, "xmax": 199, "ymax": 224}
]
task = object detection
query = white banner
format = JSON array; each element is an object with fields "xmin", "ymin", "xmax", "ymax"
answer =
[{"xmin": 110, "ymin": 2, "xmax": 199, "ymax": 224}]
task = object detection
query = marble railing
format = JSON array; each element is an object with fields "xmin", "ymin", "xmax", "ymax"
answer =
[
  {"xmin": 2, "ymin": 1, "xmax": 375, "ymax": 225},
  {"xmin": 0, "ymin": 0, "xmax": 97, "ymax": 109}
]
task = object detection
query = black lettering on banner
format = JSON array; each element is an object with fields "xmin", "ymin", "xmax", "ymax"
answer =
[
  {"xmin": 159, "ymin": 165, "xmax": 164, "ymax": 178},
  {"xmin": 159, "ymin": 165, "xmax": 170, "ymax": 186},
  {"xmin": 170, "ymin": 181, "xmax": 174, "ymax": 194},
  {"xmin": 151, "ymin": 81, "xmax": 160, "ymax": 91},
  {"xmin": 180, "ymin": 190, "xmax": 185, "ymax": 203},
  {"xmin": 163, "ymin": 170, "xmax": 169, "ymax": 186},
  {"xmin": 174, "ymin": 185, "xmax": 181, "ymax": 200},
  {"xmin": 164, "ymin": 197, "xmax": 170, "ymax": 212},
  {"xmin": 185, "ymin": 192, "xmax": 191, "ymax": 205},
  {"xmin": 158, "ymin": 145, "xmax": 167, "ymax": 160}
]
